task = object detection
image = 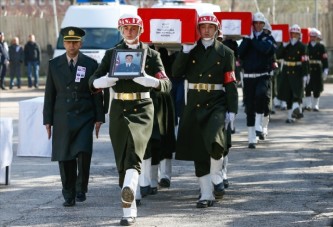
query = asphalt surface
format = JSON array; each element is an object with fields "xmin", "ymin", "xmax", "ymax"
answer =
[{"xmin": 0, "ymin": 84, "xmax": 333, "ymax": 227}]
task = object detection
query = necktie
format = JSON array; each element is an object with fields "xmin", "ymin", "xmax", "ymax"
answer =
[{"xmin": 69, "ymin": 59, "xmax": 75, "ymax": 73}]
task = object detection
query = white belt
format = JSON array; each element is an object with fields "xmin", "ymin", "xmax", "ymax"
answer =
[
  {"xmin": 113, "ymin": 92, "xmax": 150, "ymax": 100},
  {"xmin": 188, "ymin": 83, "xmax": 224, "ymax": 91},
  {"xmin": 283, "ymin": 61, "xmax": 302, "ymax": 67},
  {"xmin": 309, "ymin": 60, "xmax": 322, "ymax": 65},
  {"xmin": 243, "ymin": 73, "xmax": 268, "ymax": 78}
]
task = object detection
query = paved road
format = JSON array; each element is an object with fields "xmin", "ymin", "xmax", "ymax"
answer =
[{"xmin": 0, "ymin": 85, "xmax": 333, "ymax": 227}]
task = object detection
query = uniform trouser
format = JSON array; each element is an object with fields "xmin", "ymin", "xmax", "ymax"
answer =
[
  {"xmin": 58, "ymin": 152, "xmax": 92, "ymax": 200},
  {"xmin": 194, "ymin": 142, "xmax": 223, "ymax": 177},
  {"xmin": 243, "ymin": 75, "xmax": 271, "ymax": 126},
  {"xmin": 0, "ymin": 64, "xmax": 5, "ymax": 87}
]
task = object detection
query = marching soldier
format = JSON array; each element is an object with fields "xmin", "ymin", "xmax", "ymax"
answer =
[
  {"xmin": 89, "ymin": 13, "xmax": 171, "ymax": 226},
  {"xmin": 276, "ymin": 24, "xmax": 310, "ymax": 123},
  {"xmin": 238, "ymin": 12, "xmax": 277, "ymax": 148},
  {"xmin": 172, "ymin": 12, "xmax": 238, "ymax": 208},
  {"xmin": 304, "ymin": 28, "xmax": 329, "ymax": 111}
]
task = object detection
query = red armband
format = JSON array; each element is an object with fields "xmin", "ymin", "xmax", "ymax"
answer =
[
  {"xmin": 224, "ymin": 71, "xmax": 236, "ymax": 84},
  {"xmin": 155, "ymin": 71, "xmax": 168, "ymax": 79}
]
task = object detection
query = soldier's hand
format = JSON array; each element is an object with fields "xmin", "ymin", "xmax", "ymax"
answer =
[
  {"xmin": 93, "ymin": 75, "xmax": 118, "ymax": 89},
  {"xmin": 182, "ymin": 43, "xmax": 197, "ymax": 53},
  {"xmin": 95, "ymin": 122, "xmax": 102, "ymax": 138},
  {"xmin": 133, "ymin": 72, "xmax": 160, "ymax": 88},
  {"xmin": 45, "ymin": 124, "xmax": 52, "ymax": 139}
]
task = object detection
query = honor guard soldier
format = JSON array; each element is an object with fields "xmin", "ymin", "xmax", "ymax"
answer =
[
  {"xmin": 88, "ymin": 13, "xmax": 171, "ymax": 226},
  {"xmin": 276, "ymin": 24, "xmax": 310, "ymax": 123},
  {"xmin": 238, "ymin": 12, "xmax": 277, "ymax": 148},
  {"xmin": 43, "ymin": 26, "xmax": 105, "ymax": 207},
  {"xmin": 172, "ymin": 12, "xmax": 238, "ymax": 208},
  {"xmin": 304, "ymin": 28, "xmax": 329, "ymax": 111}
]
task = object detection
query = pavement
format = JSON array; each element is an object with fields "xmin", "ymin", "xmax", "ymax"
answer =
[{"xmin": 0, "ymin": 84, "xmax": 333, "ymax": 227}]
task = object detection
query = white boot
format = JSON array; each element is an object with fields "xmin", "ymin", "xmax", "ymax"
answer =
[
  {"xmin": 222, "ymin": 156, "xmax": 229, "ymax": 188},
  {"xmin": 248, "ymin": 127, "xmax": 257, "ymax": 148},
  {"xmin": 122, "ymin": 169, "xmax": 139, "ymax": 212},
  {"xmin": 273, "ymin": 97, "xmax": 281, "ymax": 108},
  {"xmin": 291, "ymin": 102, "xmax": 302, "ymax": 119},
  {"xmin": 150, "ymin": 164, "xmax": 159, "ymax": 188},
  {"xmin": 198, "ymin": 174, "xmax": 214, "ymax": 202},
  {"xmin": 159, "ymin": 159, "xmax": 172, "ymax": 188},
  {"xmin": 313, "ymin": 98, "xmax": 319, "ymax": 111},
  {"xmin": 210, "ymin": 157, "xmax": 223, "ymax": 185},
  {"xmin": 138, "ymin": 158, "xmax": 151, "ymax": 187},
  {"xmin": 281, "ymin": 101, "xmax": 287, "ymax": 110},
  {"xmin": 304, "ymin": 96, "xmax": 312, "ymax": 110},
  {"xmin": 262, "ymin": 115, "xmax": 269, "ymax": 137},
  {"xmin": 255, "ymin": 113, "xmax": 263, "ymax": 133},
  {"xmin": 286, "ymin": 109, "xmax": 295, "ymax": 123}
]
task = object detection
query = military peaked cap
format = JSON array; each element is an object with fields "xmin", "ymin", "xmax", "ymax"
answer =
[{"xmin": 61, "ymin": 26, "xmax": 85, "ymax": 41}]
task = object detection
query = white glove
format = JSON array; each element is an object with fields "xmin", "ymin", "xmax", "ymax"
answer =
[
  {"xmin": 283, "ymin": 42, "xmax": 289, "ymax": 47},
  {"xmin": 93, "ymin": 75, "xmax": 119, "ymax": 89},
  {"xmin": 303, "ymin": 75, "xmax": 310, "ymax": 88},
  {"xmin": 182, "ymin": 43, "xmax": 197, "ymax": 53},
  {"xmin": 228, "ymin": 112, "xmax": 236, "ymax": 122},
  {"xmin": 133, "ymin": 72, "xmax": 160, "ymax": 88},
  {"xmin": 225, "ymin": 112, "xmax": 236, "ymax": 127},
  {"xmin": 323, "ymin": 68, "xmax": 328, "ymax": 81}
]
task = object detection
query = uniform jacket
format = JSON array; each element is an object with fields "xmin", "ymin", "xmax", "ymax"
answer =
[
  {"xmin": 276, "ymin": 41, "xmax": 309, "ymax": 100},
  {"xmin": 238, "ymin": 32, "xmax": 276, "ymax": 73},
  {"xmin": 307, "ymin": 42, "xmax": 328, "ymax": 92},
  {"xmin": 43, "ymin": 52, "xmax": 105, "ymax": 161},
  {"xmin": 88, "ymin": 42, "xmax": 171, "ymax": 172},
  {"xmin": 172, "ymin": 39, "xmax": 238, "ymax": 161}
]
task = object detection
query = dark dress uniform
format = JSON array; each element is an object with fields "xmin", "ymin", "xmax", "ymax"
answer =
[
  {"xmin": 43, "ymin": 52, "xmax": 105, "ymax": 201},
  {"xmin": 306, "ymin": 42, "xmax": 328, "ymax": 97},
  {"xmin": 172, "ymin": 40, "xmax": 238, "ymax": 177},
  {"xmin": 276, "ymin": 41, "xmax": 309, "ymax": 109},
  {"xmin": 88, "ymin": 42, "xmax": 171, "ymax": 187}
]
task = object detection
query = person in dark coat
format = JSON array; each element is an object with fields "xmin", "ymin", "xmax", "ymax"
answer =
[
  {"xmin": 172, "ymin": 12, "xmax": 238, "ymax": 209},
  {"xmin": 43, "ymin": 26, "xmax": 105, "ymax": 207},
  {"xmin": 276, "ymin": 24, "xmax": 310, "ymax": 123},
  {"xmin": 304, "ymin": 28, "xmax": 329, "ymax": 111},
  {"xmin": 8, "ymin": 37, "xmax": 24, "ymax": 89},
  {"xmin": 24, "ymin": 34, "xmax": 41, "ymax": 88},
  {"xmin": 89, "ymin": 13, "xmax": 171, "ymax": 226},
  {"xmin": 0, "ymin": 32, "xmax": 9, "ymax": 90}
]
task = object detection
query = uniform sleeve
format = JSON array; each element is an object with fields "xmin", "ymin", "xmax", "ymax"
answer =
[
  {"xmin": 321, "ymin": 44, "xmax": 329, "ymax": 70},
  {"xmin": 172, "ymin": 51, "xmax": 190, "ymax": 79},
  {"xmin": 238, "ymin": 37, "xmax": 251, "ymax": 60},
  {"xmin": 91, "ymin": 61, "xmax": 105, "ymax": 123},
  {"xmin": 224, "ymin": 50, "xmax": 238, "ymax": 114},
  {"xmin": 43, "ymin": 60, "xmax": 56, "ymax": 125},
  {"xmin": 301, "ymin": 44, "xmax": 309, "ymax": 76}
]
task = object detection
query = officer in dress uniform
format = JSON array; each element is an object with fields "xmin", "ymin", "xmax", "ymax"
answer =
[
  {"xmin": 43, "ymin": 26, "xmax": 105, "ymax": 207},
  {"xmin": 172, "ymin": 12, "xmax": 238, "ymax": 208},
  {"xmin": 238, "ymin": 12, "xmax": 277, "ymax": 148},
  {"xmin": 276, "ymin": 24, "xmax": 310, "ymax": 123},
  {"xmin": 88, "ymin": 13, "xmax": 171, "ymax": 226},
  {"xmin": 304, "ymin": 28, "xmax": 329, "ymax": 111}
]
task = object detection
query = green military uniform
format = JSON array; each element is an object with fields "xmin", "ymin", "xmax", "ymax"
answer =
[
  {"xmin": 276, "ymin": 41, "xmax": 309, "ymax": 107},
  {"xmin": 307, "ymin": 42, "xmax": 328, "ymax": 95},
  {"xmin": 43, "ymin": 52, "xmax": 105, "ymax": 199},
  {"xmin": 88, "ymin": 42, "xmax": 171, "ymax": 186},
  {"xmin": 172, "ymin": 40, "xmax": 238, "ymax": 177}
]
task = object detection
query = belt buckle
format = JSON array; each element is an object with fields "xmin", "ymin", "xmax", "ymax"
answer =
[
  {"xmin": 122, "ymin": 93, "xmax": 135, "ymax": 100},
  {"xmin": 196, "ymin": 83, "xmax": 208, "ymax": 91}
]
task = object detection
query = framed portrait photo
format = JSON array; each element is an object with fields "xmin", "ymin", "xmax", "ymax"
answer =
[{"xmin": 109, "ymin": 49, "xmax": 147, "ymax": 79}]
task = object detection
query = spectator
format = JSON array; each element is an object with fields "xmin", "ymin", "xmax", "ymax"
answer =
[
  {"xmin": 24, "ymin": 34, "xmax": 41, "ymax": 88},
  {"xmin": 9, "ymin": 37, "xmax": 24, "ymax": 89}
]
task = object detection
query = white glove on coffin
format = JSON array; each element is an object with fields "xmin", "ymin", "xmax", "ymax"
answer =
[
  {"xmin": 93, "ymin": 75, "xmax": 119, "ymax": 89},
  {"xmin": 133, "ymin": 72, "xmax": 160, "ymax": 88},
  {"xmin": 182, "ymin": 43, "xmax": 197, "ymax": 53}
]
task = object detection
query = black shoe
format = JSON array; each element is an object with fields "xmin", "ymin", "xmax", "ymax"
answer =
[
  {"xmin": 63, "ymin": 198, "xmax": 75, "ymax": 207},
  {"xmin": 292, "ymin": 108, "xmax": 303, "ymax": 119},
  {"xmin": 76, "ymin": 192, "xmax": 86, "ymax": 202},
  {"xmin": 248, "ymin": 143, "xmax": 256, "ymax": 149},
  {"xmin": 120, "ymin": 217, "xmax": 136, "ymax": 226},
  {"xmin": 285, "ymin": 119, "xmax": 295, "ymax": 124},
  {"xmin": 159, "ymin": 178, "xmax": 171, "ymax": 188},
  {"xmin": 140, "ymin": 185, "xmax": 151, "ymax": 197},
  {"xmin": 304, "ymin": 107, "xmax": 311, "ymax": 111},
  {"xmin": 313, "ymin": 108, "xmax": 319, "ymax": 112},
  {"xmin": 231, "ymin": 127, "xmax": 236, "ymax": 134},
  {"xmin": 196, "ymin": 200, "xmax": 214, "ymax": 208},
  {"xmin": 256, "ymin": 130, "xmax": 266, "ymax": 140},
  {"xmin": 150, "ymin": 187, "xmax": 158, "ymax": 195},
  {"xmin": 213, "ymin": 182, "xmax": 225, "ymax": 199},
  {"xmin": 223, "ymin": 179, "xmax": 229, "ymax": 188},
  {"xmin": 136, "ymin": 199, "xmax": 141, "ymax": 206}
]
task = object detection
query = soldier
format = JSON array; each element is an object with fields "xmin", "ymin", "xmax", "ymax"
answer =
[
  {"xmin": 172, "ymin": 12, "xmax": 238, "ymax": 208},
  {"xmin": 304, "ymin": 28, "xmax": 329, "ymax": 111},
  {"xmin": 276, "ymin": 24, "xmax": 310, "ymax": 123},
  {"xmin": 43, "ymin": 26, "xmax": 105, "ymax": 207},
  {"xmin": 238, "ymin": 12, "xmax": 277, "ymax": 148},
  {"xmin": 89, "ymin": 13, "xmax": 171, "ymax": 226}
]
